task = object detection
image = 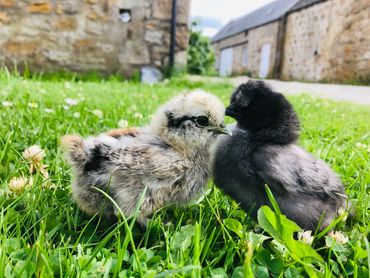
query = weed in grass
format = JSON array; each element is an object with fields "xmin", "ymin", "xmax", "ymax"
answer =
[{"xmin": 0, "ymin": 70, "xmax": 369, "ymax": 277}]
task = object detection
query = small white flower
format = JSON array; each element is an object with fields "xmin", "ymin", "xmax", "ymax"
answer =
[
  {"xmin": 2, "ymin": 101, "xmax": 13, "ymax": 107},
  {"xmin": 63, "ymin": 105, "xmax": 70, "ymax": 111},
  {"xmin": 328, "ymin": 231, "xmax": 349, "ymax": 244},
  {"xmin": 134, "ymin": 112, "xmax": 143, "ymax": 119},
  {"xmin": 23, "ymin": 145, "xmax": 45, "ymax": 163},
  {"xmin": 45, "ymin": 108, "xmax": 55, "ymax": 114},
  {"xmin": 28, "ymin": 102, "xmax": 38, "ymax": 109},
  {"xmin": 92, "ymin": 109, "xmax": 104, "ymax": 119},
  {"xmin": 8, "ymin": 176, "xmax": 33, "ymax": 192},
  {"xmin": 64, "ymin": 82, "xmax": 72, "ymax": 90},
  {"xmin": 118, "ymin": 119, "xmax": 128, "ymax": 128},
  {"xmin": 64, "ymin": 98, "xmax": 78, "ymax": 106},
  {"xmin": 298, "ymin": 230, "xmax": 314, "ymax": 245},
  {"xmin": 73, "ymin": 112, "xmax": 81, "ymax": 118}
]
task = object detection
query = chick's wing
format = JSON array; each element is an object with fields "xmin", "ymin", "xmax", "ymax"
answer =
[
  {"xmin": 252, "ymin": 144, "xmax": 340, "ymax": 196},
  {"xmin": 109, "ymin": 142, "xmax": 190, "ymax": 188}
]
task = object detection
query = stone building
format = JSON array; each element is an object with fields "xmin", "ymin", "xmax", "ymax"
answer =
[
  {"xmin": 0, "ymin": 0, "xmax": 190, "ymax": 78},
  {"xmin": 211, "ymin": 0, "xmax": 370, "ymax": 83}
]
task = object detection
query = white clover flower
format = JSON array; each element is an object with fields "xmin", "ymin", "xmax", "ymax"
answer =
[
  {"xmin": 92, "ymin": 109, "xmax": 104, "ymax": 119},
  {"xmin": 23, "ymin": 145, "xmax": 45, "ymax": 163},
  {"xmin": 118, "ymin": 119, "xmax": 128, "ymax": 128},
  {"xmin": 73, "ymin": 112, "xmax": 81, "ymax": 118},
  {"xmin": 64, "ymin": 82, "xmax": 72, "ymax": 90},
  {"xmin": 297, "ymin": 230, "xmax": 314, "ymax": 245},
  {"xmin": 28, "ymin": 102, "xmax": 38, "ymax": 109},
  {"xmin": 45, "ymin": 108, "xmax": 55, "ymax": 114},
  {"xmin": 2, "ymin": 101, "xmax": 13, "ymax": 107},
  {"xmin": 134, "ymin": 112, "xmax": 143, "ymax": 119},
  {"xmin": 64, "ymin": 98, "xmax": 78, "ymax": 106},
  {"xmin": 328, "ymin": 231, "xmax": 349, "ymax": 244},
  {"xmin": 8, "ymin": 176, "xmax": 32, "ymax": 192},
  {"xmin": 63, "ymin": 105, "xmax": 70, "ymax": 111}
]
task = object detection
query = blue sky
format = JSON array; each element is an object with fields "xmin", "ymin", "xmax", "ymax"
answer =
[{"xmin": 191, "ymin": 0, "xmax": 275, "ymax": 37}]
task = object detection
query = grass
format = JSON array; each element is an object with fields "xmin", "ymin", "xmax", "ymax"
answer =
[{"xmin": 0, "ymin": 70, "xmax": 369, "ymax": 277}]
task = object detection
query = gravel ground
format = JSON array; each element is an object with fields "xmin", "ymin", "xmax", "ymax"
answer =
[{"xmin": 189, "ymin": 76, "xmax": 370, "ymax": 105}]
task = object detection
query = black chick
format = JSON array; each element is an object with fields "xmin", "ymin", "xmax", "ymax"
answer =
[{"xmin": 213, "ymin": 80, "xmax": 347, "ymax": 231}]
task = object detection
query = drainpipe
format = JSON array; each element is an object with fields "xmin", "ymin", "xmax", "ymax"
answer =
[
  {"xmin": 169, "ymin": 0, "xmax": 177, "ymax": 72},
  {"xmin": 273, "ymin": 15, "xmax": 287, "ymax": 79}
]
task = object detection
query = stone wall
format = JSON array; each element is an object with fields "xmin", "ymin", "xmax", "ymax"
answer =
[
  {"xmin": 0, "ymin": 0, "xmax": 190, "ymax": 77},
  {"xmin": 245, "ymin": 21, "xmax": 279, "ymax": 77},
  {"xmin": 324, "ymin": 0, "xmax": 370, "ymax": 83},
  {"xmin": 281, "ymin": 1, "xmax": 332, "ymax": 81},
  {"xmin": 212, "ymin": 32, "xmax": 247, "ymax": 74},
  {"xmin": 281, "ymin": 0, "xmax": 370, "ymax": 82},
  {"xmin": 212, "ymin": 21, "xmax": 279, "ymax": 78}
]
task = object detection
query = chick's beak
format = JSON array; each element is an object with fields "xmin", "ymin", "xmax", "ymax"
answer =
[{"xmin": 208, "ymin": 125, "xmax": 232, "ymax": 136}]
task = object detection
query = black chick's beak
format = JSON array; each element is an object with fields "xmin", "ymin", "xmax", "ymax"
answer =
[
  {"xmin": 208, "ymin": 124, "xmax": 232, "ymax": 136},
  {"xmin": 225, "ymin": 106, "xmax": 236, "ymax": 118}
]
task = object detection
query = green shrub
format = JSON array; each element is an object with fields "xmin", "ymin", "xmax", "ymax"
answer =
[{"xmin": 187, "ymin": 24, "xmax": 215, "ymax": 75}]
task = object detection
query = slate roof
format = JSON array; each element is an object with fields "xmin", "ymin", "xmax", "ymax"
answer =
[
  {"xmin": 289, "ymin": 0, "xmax": 326, "ymax": 13},
  {"xmin": 211, "ymin": 0, "xmax": 299, "ymax": 43}
]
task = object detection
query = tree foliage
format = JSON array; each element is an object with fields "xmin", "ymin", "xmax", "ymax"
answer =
[{"xmin": 187, "ymin": 26, "xmax": 215, "ymax": 75}]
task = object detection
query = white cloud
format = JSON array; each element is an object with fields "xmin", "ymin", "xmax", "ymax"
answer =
[
  {"xmin": 191, "ymin": 0, "xmax": 276, "ymax": 24},
  {"xmin": 202, "ymin": 27, "xmax": 219, "ymax": 37}
]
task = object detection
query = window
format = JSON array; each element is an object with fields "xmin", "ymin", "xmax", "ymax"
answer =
[
  {"xmin": 242, "ymin": 47, "xmax": 248, "ymax": 66},
  {"xmin": 119, "ymin": 9, "xmax": 131, "ymax": 23}
]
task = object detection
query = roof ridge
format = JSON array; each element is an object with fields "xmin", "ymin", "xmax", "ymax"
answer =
[{"xmin": 211, "ymin": 0, "xmax": 300, "ymax": 43}]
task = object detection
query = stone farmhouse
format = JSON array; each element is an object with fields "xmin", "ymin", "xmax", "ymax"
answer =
[
  {"xmin": 211, "ymin": 0, "xmax": 370, "ymax": 83},
  {"xmin": 0, "ymin": 0, "xmax": 190, "ymax": 77}
]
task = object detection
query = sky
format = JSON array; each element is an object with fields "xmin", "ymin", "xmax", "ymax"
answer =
[{"xmin": 191, "ymin": 0, "xmax": 276, "ymax": 37}]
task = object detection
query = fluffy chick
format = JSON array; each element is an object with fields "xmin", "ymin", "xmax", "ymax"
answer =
[
  {"xmin": 62, "ymin": 90, "xmax": 227, "ymax": 225},
  {"xmin": 213, "ymin": 80, "xmax": 347, "ymax": 231}
]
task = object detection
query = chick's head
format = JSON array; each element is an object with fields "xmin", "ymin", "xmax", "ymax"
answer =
[
  {"xmin": 150, "ymin": 90, "xmax": 228, "ymax": 151},
  {"xmin": 226, "ymin": 80, "xmax": 297, "ymax": 131}
]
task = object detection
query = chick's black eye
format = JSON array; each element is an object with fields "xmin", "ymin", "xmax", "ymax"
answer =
[{"xmin": 195, "ymin": 116, "xmax": 209, "ymax": 127}]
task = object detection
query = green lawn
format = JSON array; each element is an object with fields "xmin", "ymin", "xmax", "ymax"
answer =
[{"xmin": 0, "ymin": 71, "xmax": 369, "ymax": 277}]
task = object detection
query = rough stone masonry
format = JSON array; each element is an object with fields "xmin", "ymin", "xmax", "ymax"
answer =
[{"xmin": 0, "ymin": 0, "xmax": 191, "ymax": 77}]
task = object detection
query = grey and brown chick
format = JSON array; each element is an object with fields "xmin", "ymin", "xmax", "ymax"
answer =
[
  {"xmin": 213, "ymin": 80, "xmax": 348, "ymax": 231},
  {"xmin": 62, "ymin": 90, "xmax": 227, "ymax": 225}
]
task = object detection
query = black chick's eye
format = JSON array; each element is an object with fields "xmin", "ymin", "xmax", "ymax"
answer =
[{"xmin": 195, "ymin": 116, "xmax": 209, "ymax": 127}]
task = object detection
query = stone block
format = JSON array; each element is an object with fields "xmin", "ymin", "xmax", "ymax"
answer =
[
  {"xmin": 0, "ymin": 12, "xmax": 10, "ymax": 24},
  {"xmin": 44, "ymin": 49, "xmax": 70, "ymax": 63},
  {"xmin": 59, "ymin": 1, "xmax": 81, "ymax": 14},
  {"xmin": 152, "ymin": 0, "xmax": 170, "ymax": 20},
  {"xmin": 56, "ymin": 4, "xmax": 63, "ymax": 14},
  {"xmin": 175, "ymin": 50, "xmax": 187, "ymax": 66},
  {"xmin": 56, "ymin": 17, "xmax": 77, "ymax": 31},
  {"xmin": 73, "ymin": 39, "xmax": 97, "ymax": 52},
  {"xmin": 152, "ymin": 0, "xmax": 190, "ymax": 24},
  {"xmin": 28, "ymin": 2, "xmax": 52, "ymax": 14},
  {"xmin": 145, "ymin": 30, "xmax": 163, "ymax": 44},
  {"xmin": 0, "ymin": 0, "xmax": 14, "ymax": 7},
  {"xmin": 176, "ymin": 25, "xmax": 189, "ymax": 50},
  {"xmin": 3, "ymin": 40, "xmax": 38, "ymax": 56},
  {"xmin": 118, "ymin": 42, "xmax": 150, "ymax": 65}
]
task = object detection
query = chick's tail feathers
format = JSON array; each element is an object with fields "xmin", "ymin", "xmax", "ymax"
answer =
[{"xmin": 61, "ymin": 135, "xmax": 88, "ymax": 165}]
